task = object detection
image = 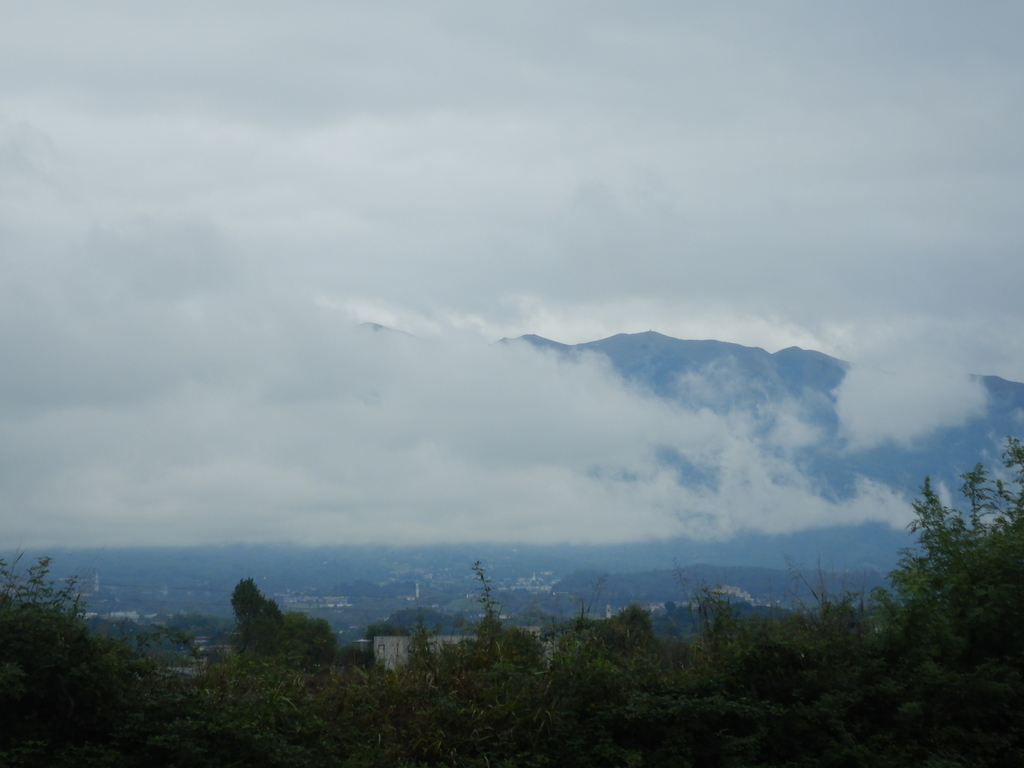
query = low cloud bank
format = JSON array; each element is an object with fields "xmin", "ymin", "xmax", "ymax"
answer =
[
  {"xmin": 0, "ymin": 301, "xmax": 913, "ymax": 547},
  {"xmin": 835, "ymin": 363, "xmax": 988, "ymax": 450}
]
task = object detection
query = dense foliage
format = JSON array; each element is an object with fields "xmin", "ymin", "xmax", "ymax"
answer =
[
  {"xmin": 3, "ymin": 439, "xmax": 1024, "ymax": 766},
  {"xmin": 230, "ymin": 578, "xmax": 337, "ymax": 671}
]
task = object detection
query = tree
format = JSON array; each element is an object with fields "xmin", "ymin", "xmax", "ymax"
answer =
[
  {"xmin": 279, "ymin": 611, "xmax": 337, "ymax": 671},
  {"xmin": 882, "ymin": 436, "xmax": 1024, "ymax": 666},
  {"xmin": 230, "ymin": 577, "xmax": 283, "ymax": 656},
  {"xmin": 0, "ymin": 556, "xmax": 162, "ymax": 756}
]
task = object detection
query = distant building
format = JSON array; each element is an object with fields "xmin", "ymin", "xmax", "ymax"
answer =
[{"xmin": 374, "ymin": 635, "xmax": 475, "ymax": 669}]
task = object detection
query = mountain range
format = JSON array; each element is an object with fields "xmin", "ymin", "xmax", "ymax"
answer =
[{"xmin": 512, "ymin": 330, "xmax": 1024, "ymax": 529}]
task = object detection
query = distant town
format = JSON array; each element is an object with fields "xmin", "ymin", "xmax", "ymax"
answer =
[{"xmin": 65, "ymin": 548, "xmax": 886, "ymax": 650}]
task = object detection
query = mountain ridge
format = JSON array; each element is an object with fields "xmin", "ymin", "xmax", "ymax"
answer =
[{"xmin": 507, "ymin": 330, "xmax": 1024, "ymax": 504}]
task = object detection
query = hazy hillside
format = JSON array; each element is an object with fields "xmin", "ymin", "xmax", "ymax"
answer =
[{"xmin": 513, "ymin": 331, "xmax": 1024, "ymax": 503}]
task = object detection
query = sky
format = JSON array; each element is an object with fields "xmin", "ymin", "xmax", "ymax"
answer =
[{"xmin": 1, "ymin": 2, "xmax": 1022, "ymax": 547}]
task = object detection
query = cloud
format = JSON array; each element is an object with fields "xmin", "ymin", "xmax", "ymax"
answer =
[
  {"xmin": 0, "ymin": 319, "xmax": 912, "ymax": 547},
  {"xmin": 2, "ymin": 3, "xmax": 1024, "ymax": 377},
  {"xmin": 0, "ymin": 2, "xmax": 1020, "ymax": 546},
  {"xmin": 835, "ymin": 363, "xmax": 989, "ymax": 450}
]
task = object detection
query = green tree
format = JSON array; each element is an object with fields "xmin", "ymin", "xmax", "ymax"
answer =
[
  {"xmin": 279, "ymin": 611, "xmax": 337, "ymax": 671},
  {"xmin": 881, "ymin": 436, "xmax": 1024, "ymax": 666},
  {"xmin": 363, "ymin": 620, "xmax": 406, "ymax": 639},
  {"xmin": 0, "ymin": 556, "xmax": 191, "ymax": 763},
  {"xmin": 868, "ymin": 437, "xmax": 1024, "ymax": 765},
  {"xmin": 230, "ymin": 577, "xmax": 283, "ymax": 656}
]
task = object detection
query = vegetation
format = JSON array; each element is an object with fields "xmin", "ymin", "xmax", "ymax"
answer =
[
  {"xmin": 230, "ymin": 578, "xmax": 337, "ymax": 671},
  {"xmin": 2, "ymin": 439, "xmax": 1024, "ymax": 766}
]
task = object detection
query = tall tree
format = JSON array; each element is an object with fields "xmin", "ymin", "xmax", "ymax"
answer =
[{"xmin": 230, "ymin": 577, "xmax": 283, "ymax": 655}]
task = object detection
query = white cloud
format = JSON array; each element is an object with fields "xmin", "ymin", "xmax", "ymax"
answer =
[
  {"xmin": 0, "ymin": 327, "xmax": 912, "ymax": 547},
  {"xmin": 2, "ymin": 199, "xmax": 871, "ymax": 548},
  {"xmin": 835, "ymin": 363, "xmax": 989, "ymax": 450}
]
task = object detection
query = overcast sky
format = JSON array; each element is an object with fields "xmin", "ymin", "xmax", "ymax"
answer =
[{"xmin": 1, "ymin": 2, "xmax": 1022, "ymax": 547}]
